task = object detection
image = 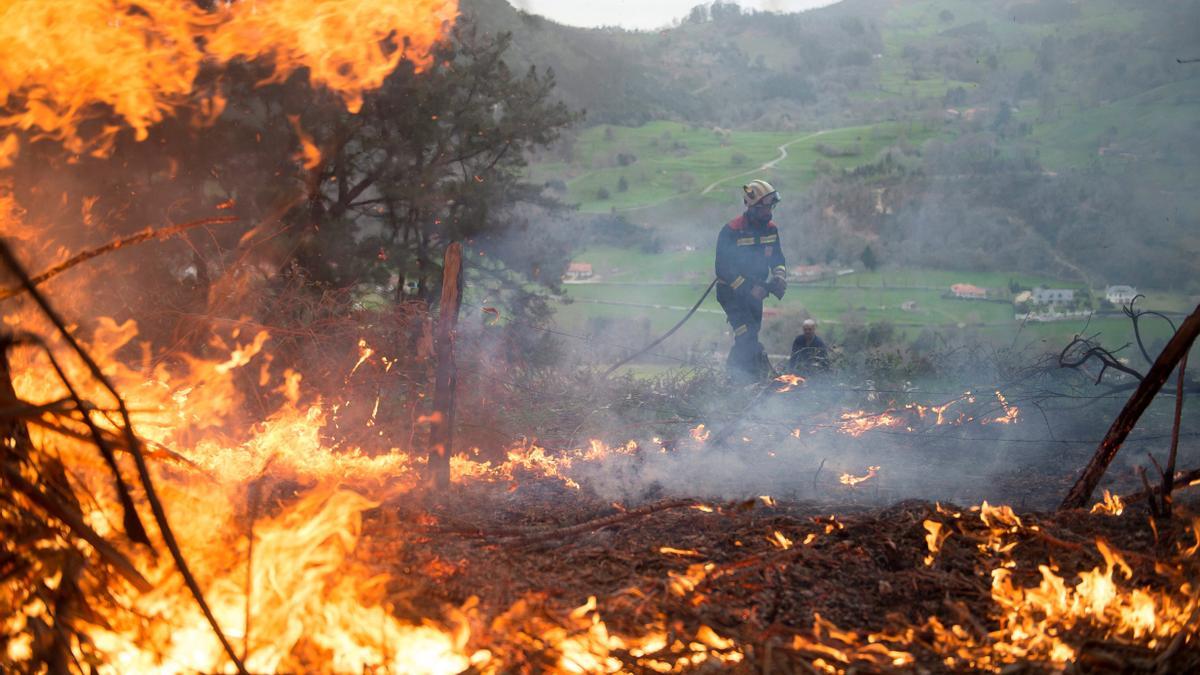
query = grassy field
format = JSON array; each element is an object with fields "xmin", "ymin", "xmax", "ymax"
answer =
[
  {"xmin": 531, "ymin": 120, "xmax": 941, "ymax": 213},
  {"xmin": 1027, "ymin": 78, "xmax": 1200, "ymax": 170},
  {"xmin": 573, "ymin": 245, "xmax": 1074, "ymax": 290},
  {"xmin": 542, "ymin": 244, "xmax": 1192, "ymax": 367},
  {"xmin": 547, "ymin": 277, "xmax": 1185, "ymax": 371}
]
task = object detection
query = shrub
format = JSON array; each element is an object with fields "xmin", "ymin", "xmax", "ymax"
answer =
[
  {"xmin": 672, "ymin": 172, "xmax": 696, "ymax": 193},
  {"xmin": 815, "ymin": 142, "xmax": 862, "ymax": 158}
]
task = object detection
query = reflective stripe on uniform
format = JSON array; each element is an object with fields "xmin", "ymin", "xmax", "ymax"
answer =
[
  {"xmin": 731, "ymin": 276, "xmax": 745, "ymax": 289},
  {"xmin": 734, "ymin": 324, "xmax": 748, "ymax": 336},
  {"xmin": 759, "ymin": 234, "xmax": 778, "ymax": 244},
  {"xmin": 736, "ymin": 237, "xmax": 756, "ymax": 246}
]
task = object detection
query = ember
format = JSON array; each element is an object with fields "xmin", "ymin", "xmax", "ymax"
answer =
[
  {"xmin": 774, "ymin": 373, "xmax": 804, "ymax": 392},
  {"xmin": 836, "ymin": 390, "xmax": 1019, "ymax": 438},
  {"xmin": 839, "ymin": 465, "xmax": 880, "ymax": 487}
]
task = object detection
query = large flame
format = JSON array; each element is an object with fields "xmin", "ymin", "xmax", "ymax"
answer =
[{"xmin": 0, "ymin": 0, "xmax": 458, "ymax": 164}]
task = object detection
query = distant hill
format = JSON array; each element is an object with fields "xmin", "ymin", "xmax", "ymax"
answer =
[
  {"xmin": 464, "ymin": 0, "xmax": 1200, "ymax": 290},
  {"xmin": 466, "ymin": 0, "xmax": 1199, "ymax": 150},
  {"xmin": 462, "ymin": 0, "xmax": 892, "ymax": 126}
]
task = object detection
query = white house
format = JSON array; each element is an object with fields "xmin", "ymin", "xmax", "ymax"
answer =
[
  {"xmin": 1032, "ymin": 288, "xmax": 1075, "ymax": 305},
  {"xmin": 1105, "ymin": 285, "xmax": 1137, "ymax": 306}
]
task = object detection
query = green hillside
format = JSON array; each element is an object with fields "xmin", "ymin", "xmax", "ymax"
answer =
[
  {"xmin": 532, "ymin": 120, "xmax": 936, "ymax": 213},
  {"xmin": 459, "ymin": 0, "xmax": 1200, "ymax": 364}
]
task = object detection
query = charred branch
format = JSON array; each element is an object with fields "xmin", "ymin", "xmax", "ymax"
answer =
[
  {"xmin": 1059, "ymin": 334, "xmax": 1144, "ymax": 383},
  {"xmin": 1162, "ymin": 353, "xmax": 1188, "ymax": 516},
  {"xmin": 0, "ymin": 240, "xmax": 249, "ymax": 675},
  {"xmin": 1060, "ymin": 302, "xmax": 1200, "ymax": 510},
  {"xmin": 1124, "ymin": 295, "xmax": 1178, "ymax": 367},
  {"xmin": 0, "ymin": 216, "xmax": 238, "ymax": 301}
]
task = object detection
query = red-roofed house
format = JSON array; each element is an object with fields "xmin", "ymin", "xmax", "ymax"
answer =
[
  {"xmin": 790, "ymin": 264, "xmax": 831, "ymax": 281},
  {"xmin": 563, "ymin": 262, "xmax": 594, "ymax": 282},
  {"xmin": 951, "ymin": 283, "xmax": 987, "ymax": 300}
]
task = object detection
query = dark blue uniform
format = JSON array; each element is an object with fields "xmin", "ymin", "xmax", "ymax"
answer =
[
  {"xmin": 715, "ymin": 215, "xmax": 786, "ymax": 379},
  {"xmin": 789, "ymin": 334, "xmax": 829, "ymax": 374}
]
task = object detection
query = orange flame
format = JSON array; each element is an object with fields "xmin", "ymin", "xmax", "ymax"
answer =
[
  {"xmin": 1090, "ymin": 489, "xmax": 1125, "ymax": 516},
  {"xmin": 0, "ymin": 0, "xmax": 459, "ymax": 163},
  {"xmin": 923, "ymin": 519, "xmax": 950, "ymax": 566},
  {"xmin": 835, "ymin": 390, "xmax": 1019, "ymax": 437},
  {"xmin": 773, "ymin": 373, "xmax": 805, "ymax": 392},
  {"xmin": 838, "ymin": 465, "xmax": 880, "ymax": 487}
]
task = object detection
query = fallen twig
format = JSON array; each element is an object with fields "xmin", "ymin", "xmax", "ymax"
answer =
[
  {"xmin": 1121, "ymin": 467, "xmax": 1200, "ymax": 506},
  {"xmin": 501, "ymin": 499, "xmax": 702, "ymax": 545}
]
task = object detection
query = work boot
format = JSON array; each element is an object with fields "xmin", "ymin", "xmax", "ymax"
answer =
[
  {"xmin": 726, "ymin": 339, "xmax": 760, "ymax": 385},
  {"xmin": 754, "ymin": 348, "xmax": 779, "ymax": 382}
]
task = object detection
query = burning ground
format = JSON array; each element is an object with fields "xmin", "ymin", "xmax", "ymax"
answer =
[
  {"xmin": 376, "ymin": 481, "xmax": 1200, "ymax": 673},
  {"xmin": 2, "ymin": 308, "xmax": 1198, "ymax": 672}
]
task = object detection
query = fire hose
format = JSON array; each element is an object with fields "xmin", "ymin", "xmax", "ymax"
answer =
[{"xmin": 601, "ymin": 277, "xmax": 718, "ymax": 378}]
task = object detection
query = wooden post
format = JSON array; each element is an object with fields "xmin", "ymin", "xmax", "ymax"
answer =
[
  {"xmin": 429, "ymin": 242, "xmax": 463, "ymax": 489},
  {"xmin": 1060, "ymin": 303, "xmax": 1200, "ymax": 510}
]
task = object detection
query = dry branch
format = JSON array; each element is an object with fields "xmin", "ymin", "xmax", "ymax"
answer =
[
  {"xmin": 1163, "ymin": 353, "xmax": 1188, "ymax": 516},
  {"xmin": 0, "ymin": 240, "xmax": 249, "ymax": 675},
  {"xmin": 0, "ymin": 216, "xmax": 238, "ymax": 301},
  {"xmin": 0, "ymin": 461, "xmax": 151, "ymax": 592},
  {"xmin": 1061, "ymin": 302, "xmax": 1200, "ymax": 510},
  {"xmin": 1120, "ymin": 467, "xmax": 1200, "ymax": 506}
]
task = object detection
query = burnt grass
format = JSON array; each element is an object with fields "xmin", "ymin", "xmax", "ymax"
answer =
[{"xmin": 361, "ymin": 475, "xmax": 1200, "ymax": 673}]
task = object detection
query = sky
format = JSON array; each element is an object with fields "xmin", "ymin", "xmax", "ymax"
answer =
[{"xmin": 506, "ymin": 1, "xmax": 840, "ymax": 30}]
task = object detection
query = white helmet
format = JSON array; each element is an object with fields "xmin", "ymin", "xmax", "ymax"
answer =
[{"xmin": 743, "ymin": 179, "xmax": 780, "ymax": 207}]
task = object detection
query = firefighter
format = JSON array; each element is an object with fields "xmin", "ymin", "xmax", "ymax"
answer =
[
  {"xmin": 789, "ymin": 318, "xmax": 829, "ymax": 375},
  {"xmin": 715, "ymin": 179, "xmax": 787, "ymax": 382}
]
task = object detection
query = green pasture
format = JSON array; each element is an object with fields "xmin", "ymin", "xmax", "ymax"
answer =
[
  {"xmin": 573, "ymin": 246, "xmax": 1073, "ymax": 291},
  {"xmin": 545, "ymin": 263, "xmax": 1190, "ymax": 364},
  {"xmin": 871, "ymin": 0, "xmax": 1144, "ymax": 112},
  {"xmin": 1027, "ymin": 78, "xmax": 1200, "ymax": 171},
  {"xmin": 532, "ymin": 120, "xmax": 940, "ymax": 213}
]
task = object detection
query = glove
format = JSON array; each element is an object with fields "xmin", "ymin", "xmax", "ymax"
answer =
[
  {"xmin": 750, "ymin": 285, "xmax": 768, "ymax": 301},
  {"xmin": 768, "ymin": 275, "xmax": 787, "ymax": 300}
]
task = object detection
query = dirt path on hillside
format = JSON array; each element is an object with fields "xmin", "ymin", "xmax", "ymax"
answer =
[
  {"xmin": 619, "ymin": 130, "xmax": 830, "ymax": 213},
  {"xmin": 700, "ymin": 129, "xmax": 830, "ymax": 196}
]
